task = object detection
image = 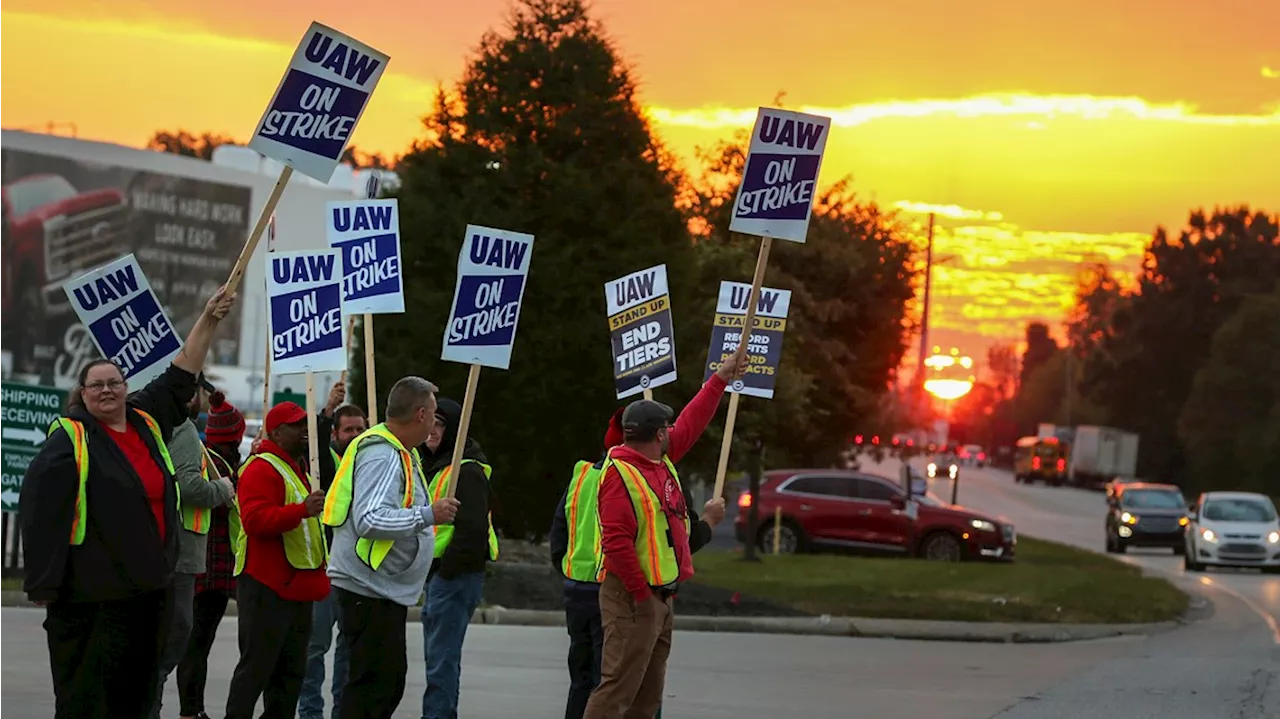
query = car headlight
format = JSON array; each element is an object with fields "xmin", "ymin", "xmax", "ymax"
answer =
[
  {"xmin": 970, "ymin": 519, "xmax": 996, "ymax": 532},
  {"xmin": 1201, "ymin": 528, "xmax": 1218, "ymax": 543},
  {"xmin": 926, "ymin": 463, "xmax": 937, "ymax": 477},
  {"xmin": 1120, "ymin": 512, "xmax": 1138, "ymax": 525},
  {"xmin": 1178, "ymin": 516, "xmax": 1189, "ymax": 527},
  {"xmin": 1268, "ymin": 531, "xmax": 1279, "ymax": 545}
]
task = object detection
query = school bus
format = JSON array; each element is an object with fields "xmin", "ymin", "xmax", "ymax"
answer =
[{"xmin": 1014, "ymin": 436, "xmax": 1070, "ymax": 486}]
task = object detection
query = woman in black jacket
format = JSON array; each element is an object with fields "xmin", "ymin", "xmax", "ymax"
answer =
[{"xmin": 20, "ymin": 286, "xmax": 236, "ymax": 719}]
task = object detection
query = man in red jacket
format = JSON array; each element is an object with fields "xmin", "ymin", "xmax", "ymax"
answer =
[
  {"xmin": 583, "ymin": 353, "xmax": 744, "ymax": 719},
  {"xmin": 225, "ymin": 401, "xmax": 330, "ymax": 719}
]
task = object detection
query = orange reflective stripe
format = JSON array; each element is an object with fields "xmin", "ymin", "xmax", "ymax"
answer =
[
  {"xmin": 399, "ymin": 453, "xmax": 413, "ymax": 507},
  {"xmin": 612, "ymin": 461, "xmax": 662, "ymax": 583},
  {"xmin": 563, "ymin": 462, "xmax": 592, "ymax": 576}
]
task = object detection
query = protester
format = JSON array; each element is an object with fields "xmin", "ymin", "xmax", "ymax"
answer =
[
  {"xmin": 420, "ymin": 397, "xmax": 499, "ymax": 719},
  {"xmin": 550, "ymin": 408, "xmax": 726, "ymax": 719},
  {"xmin": 152, "ymin": 380, "xmax": 237, "ymax": 718},
  {"xmin": 224, "ymin": 401, "xmax": 330, "ymax": 719},
  {"xmin": 20, "ymin": 286, "xmax": 235, "ymax": 718},
  {"xmin": 323, "ymin": 377, "xmax": 459, "ymax": 719},
  {"xmin": 300, "ymin": 393, "xmax": 368, "ymax": 719},
  {"xmin": 581, "ymin": 353, "xmax": 744, "ymax": 719},
  {"xmin": 176, "ymin": 390, "xmax": 247, "ymax": 719}
]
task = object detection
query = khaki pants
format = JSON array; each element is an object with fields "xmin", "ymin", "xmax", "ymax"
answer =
[{"xmin": 581, "ymin": 573, "xmax": 674, "ymax": 719}]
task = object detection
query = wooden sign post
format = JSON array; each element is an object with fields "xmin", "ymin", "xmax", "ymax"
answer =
[
  {"xmin": 364, "ymin": 315, "xmax": 379, "ymax": 425},
  {"xmin": 305, "ymin": 371, "xmax": 322, "ymax": 492},
  {"xmin": 444, "ymin": 364, "xmax": 482, "ymax": 499}
]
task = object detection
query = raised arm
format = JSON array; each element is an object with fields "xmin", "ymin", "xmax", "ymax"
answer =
[
  {"xmin": 174, "ymin": 285, "xmax": 234, "ymax": 375},
  {"xmin": 667, "ymin": 353, "xmax": 744, "ymax": 462}
]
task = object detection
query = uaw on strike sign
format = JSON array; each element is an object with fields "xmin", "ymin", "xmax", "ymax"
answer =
[
  {"xmin": 703, "ymin": 281, "xmax": 792, "ymax": 399},
  {"xmin": 326, "ymin": 198, "xmax": 404, "ymax": 314},
  {"xmin": 267, "ymin": 250, "xmax": 347, "ymax": 374},
  {"xmin": 605, "ymin": 265, "xmax": 677, "ymax": 399},
  {"xmin": 729, "ymin": 108, "xmax": 831, "ymax": 243},
  {"xmin": 64, "ymin": 255, "xmax": 182, "ymax": 387},
  {"xmin": 441, "ymin": 226, "xmax": 535, "ymax": 371},
  {"xmin": 250, "ymin": 23, "xmax": 390, "ymax": 182}
]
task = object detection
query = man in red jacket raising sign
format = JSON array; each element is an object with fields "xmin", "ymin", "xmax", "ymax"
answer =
[{"xmin": 582, "ymin": 353, "xmax": 744, "ymax": 719}]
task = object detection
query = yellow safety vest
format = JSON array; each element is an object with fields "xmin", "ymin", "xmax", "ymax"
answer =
[
  {"xmin": 321, "ymin": 424, "xmax": 422, "ymax": 571},
  {"xmin": 562, "ymin": 457, "xmax": 610, "ymax": 582},
  {"xmin": 180, "ymin": 443, "xmax": 216, "ymax": 536},
  {"xmin": 47, "ymin": 409, "xmax": 176, "ymax": 546},
  {"xmin": 233, "ymin": 453, "xmax": 326, "ymax": 573},
  {"xmin": 608, "ymin": 456, "xmax": 689, "ymax": 587},
  {"xmin": 427, "ymin": 460, "xmax": 499, "ymax": 562}
]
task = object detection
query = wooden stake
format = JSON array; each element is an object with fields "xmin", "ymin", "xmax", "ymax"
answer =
[
  {"xmin": 772, "ymin": 505, "xmax": 783, "ymax": 555},
  {"xmin": 642, "ymin": 388, "xmax": 654, "ymax": 401},
  {"xmin": 305, "ymin": 371, "xmax": 321, "ymax": 493},
  {"xmin": 339, "ymin": 315, "xmax": 357, "ymax": 384},
  {"xmin": 363, "ymin": 314, "xmax": 378, "ymax": 424},
  {"xmin": 258, "ymin": 340, "xmax": 271, "ymax": 438},
  {"xmin": 225, "ymin": 166, "xmax": 293, "ymax": 295},
  {"xmin": 444, "ymin": 364, "xmax": 482, "ymax": 499},
  {"xmin": 710, "ymin": 234, "xmax": 774, "ymax": 500}
]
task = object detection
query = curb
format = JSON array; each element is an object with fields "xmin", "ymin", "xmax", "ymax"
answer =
[{"xmin": 0, "ymin": 591, "xmax": 1182, "ymax": 643}]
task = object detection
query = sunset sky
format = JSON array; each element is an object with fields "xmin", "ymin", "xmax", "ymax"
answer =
[{"xmin": 4, "ymin": 0, "xmax": 1278, "ymax": 374}]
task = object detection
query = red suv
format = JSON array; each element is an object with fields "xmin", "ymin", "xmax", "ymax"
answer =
[{"xmin": 734, "ymin": 469, "xmax": 1016, "ymax": 562}]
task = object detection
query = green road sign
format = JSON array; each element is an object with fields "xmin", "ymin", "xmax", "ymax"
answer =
[
  {"xmin": 1, "ymin": 382, "xmax": 68, "ymax": 513},
  {"xmin": 272, "ymin": 389, "xmax": 307, "ymax": 408}
]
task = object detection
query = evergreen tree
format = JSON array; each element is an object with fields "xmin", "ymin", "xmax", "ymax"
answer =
[{"xmin": 375, "ymin": 0, "xmax": 694, "ymax": 538}]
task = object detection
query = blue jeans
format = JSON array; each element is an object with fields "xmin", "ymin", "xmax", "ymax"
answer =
[
  {"xmin": 420, "ymin": 572, "xmax": 485, "ymax": 719},
  {"xmin": 298, "ymin": 592, "xmax": 350, "ymax": 719}
]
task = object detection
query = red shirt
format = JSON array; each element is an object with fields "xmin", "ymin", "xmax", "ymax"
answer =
[
  {"xmin": 598, "ymin": 374, "xmax": 727, "ymax": 602},
  {"xmin": 236, "ymin": 439, "xmax": 329, "ymax": 602},
  {"xmin": 104, "ymin": 421, "xmax": 167, "ymax": 541}
]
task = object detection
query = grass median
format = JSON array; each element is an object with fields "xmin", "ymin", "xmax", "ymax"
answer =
[{"xmin": 689, "ymin": 537, "xmax": 1188, "ymax": 624}]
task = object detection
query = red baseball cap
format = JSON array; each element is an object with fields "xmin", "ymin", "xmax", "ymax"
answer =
[{"xmin": 265, "ymin": 401, "xmax": 308, "ymax": 433}]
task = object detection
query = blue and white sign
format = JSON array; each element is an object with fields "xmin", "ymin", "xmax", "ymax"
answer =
[
  {"xmin": 266, "ymin": 250, "xmax": 347, "ymax": 374},
  {"xmin": 63, "ymin": 255, "xmax": 182, "ymax": 388},
  {"xmin": 441, "ymin": 225, "xmax": 535, "ymax": 371},
  {"xmin": 326, "ymin": 199, "xmax": 404, "ymax": 314},
  {"xmin": 729, "ymin": 108, "xmax": 831, "ymax": 243},
  {"xmin": 249, "ymin": 22, "xmax": 390, "ymax": 183}
]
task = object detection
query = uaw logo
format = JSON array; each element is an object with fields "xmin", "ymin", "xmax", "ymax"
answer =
[
  {"xmin": 732, "ymin": 379, "xmax": 746, "ymax": 392},
  {"xmin": 639, "ymin": 375, "xmax": 651, "ymax": 388}
]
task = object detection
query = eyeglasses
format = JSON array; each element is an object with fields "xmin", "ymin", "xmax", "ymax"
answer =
[{"xmin": 83, "ymin": 379, "xmax": 126, "ymax": 393}]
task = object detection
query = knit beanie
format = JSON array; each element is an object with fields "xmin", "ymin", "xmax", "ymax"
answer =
[
  {"xmin": 205, "ymin": 391, "xmax": 246, "ymax": 446},
  {"xmin": 603, "ymin": 407, "xmax": 625, "ymax": 451}
]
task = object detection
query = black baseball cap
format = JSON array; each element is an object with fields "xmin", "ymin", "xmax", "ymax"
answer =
[{"xmin": 622, "ymin": 400, "xmax": 674, "ymax": 437}]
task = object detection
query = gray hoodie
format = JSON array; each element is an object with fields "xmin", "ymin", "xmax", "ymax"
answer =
[
  {"xmin": 327, "ymin": 435, "xmax": 438, "ymax": 607},
  {"xmin": 169, "ymin": 419, "xmax": 235, "ymax": 574}
]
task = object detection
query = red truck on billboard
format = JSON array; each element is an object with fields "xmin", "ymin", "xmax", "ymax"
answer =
[{"xmin": 2, "ymin": 172, "xmax": 127, "ymax": 319}]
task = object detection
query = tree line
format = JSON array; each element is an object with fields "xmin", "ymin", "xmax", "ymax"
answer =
[
  {"xmin": 148, "ymin": 0, "xmax": 918, "ymax": 537},
  {"xmin": 952, "ymin": 207, "xmax": 1279, "ymax": 498}
]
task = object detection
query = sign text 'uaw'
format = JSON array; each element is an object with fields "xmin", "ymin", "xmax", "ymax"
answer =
[
  {"xmin": 1, "ymin": 382, "xmax": 67, "ymax": 513},
  {"xmin": 266, "ymin": 250, "xmax": 347, "ymax": 375},
  {"xmin": 729, "ymin": 108, "xmax": 832, "ymax": 243},
  {"xmin": 441, "ymin": 225, "xmax": 535, "ymax": 371},
  {"xmin": 326, "ymin": 198, "xmax": 404, "ymax": 314},
  {"xmin": 605, "ymin": 265, "xmax": 677, "ymax": 399},
  {"xmin": 249, "ymin": 22, "xmax": 390, "ymax": 182},
  {"xmin": 63, "ymin": 255, "xmax": 181, "ymax": 388},
  {"xmin": 702, "ymin": 281, "xmax": 792, "ymax": 399}
]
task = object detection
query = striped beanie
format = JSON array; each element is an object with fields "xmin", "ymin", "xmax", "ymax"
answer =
[{"xmin": 205, "ymin": 391, "xmax": 246, "ymax": 446}]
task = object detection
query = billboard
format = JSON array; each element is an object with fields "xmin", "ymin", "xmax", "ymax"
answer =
[{"xmin": 1, "ymin": 148, "xmax": 252, "ymax": 387}]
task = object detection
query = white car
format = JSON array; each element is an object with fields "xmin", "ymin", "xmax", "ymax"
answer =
[{"xmin": 1184, "ymin": 491, "xmax": 1280, "ymax": 573}]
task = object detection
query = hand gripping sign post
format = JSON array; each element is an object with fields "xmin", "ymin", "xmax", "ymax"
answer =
[
  {"xmin": 223, "ymin": 22, "xmax": 389, "ymax": 297},
  {"xmin": 710, "ymin": 107, "xmax": 829, "ymax": 499},
  {"xmin": 605, "ymin": 265, "xmax": 677, "ymax": 401},
  {"xmin": 328, "ymin": 174, "xmax": 401, "ymax": 423},
  {"xmin": 440, "ymin": 225, "xmax": 535, "ymax": 498},
  {"xmin": 266, "ymin": 249, "xmax": 347, "ymax": 490},
  {"xmin": 703, "ymin": 281, "xmax": 792, "ymax": 499},
  {"xmin": 63, "ymin": 255, "xmax": 182, "ymax": 388}
]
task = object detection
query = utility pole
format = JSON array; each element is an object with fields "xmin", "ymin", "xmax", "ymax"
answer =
[{"xmin": 914, "ymin": 213, "xmax": 936, "ymax": 409}]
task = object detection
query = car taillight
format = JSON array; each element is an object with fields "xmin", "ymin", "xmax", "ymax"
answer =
[
  {"xmin": 1056, "ymin": 459, "xmax": 1066, "ymax": 471},
  {"xmin": 738, "ymin": 492, "xmax": 752, "ymax": 508},
  {"xmin": 1032, "ymin": 456, "xmax": 1041, "ymax": 470}
]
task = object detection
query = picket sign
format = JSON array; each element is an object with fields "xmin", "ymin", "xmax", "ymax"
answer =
[
  {"xmin": 604, "ymin": 265, "xmax": 677, "ymax": 401},
  {"xmin": 439, "ymin": 225, "xmax": 535, "ymax": 498},
  {"xmin": 305, "ymin": 371, "xmax": 321, "ymax": 492},
  {"xmin": 710, "ymin": 107, "xmax": 830, "ymax": 500}
]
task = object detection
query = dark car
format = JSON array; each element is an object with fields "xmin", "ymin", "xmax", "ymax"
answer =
[
  {"xmin": 734, "ymin": 469, "xmax": 1016, "ymax": 562},
  {"xmin": 1104, "ymin": 482, "xmax": 1188, "ymax": 554}
]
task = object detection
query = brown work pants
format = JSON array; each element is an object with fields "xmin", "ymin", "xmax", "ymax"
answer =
[{"xmin": 581, "ymin": 573, "xmax": 674, "ymax": 719}]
